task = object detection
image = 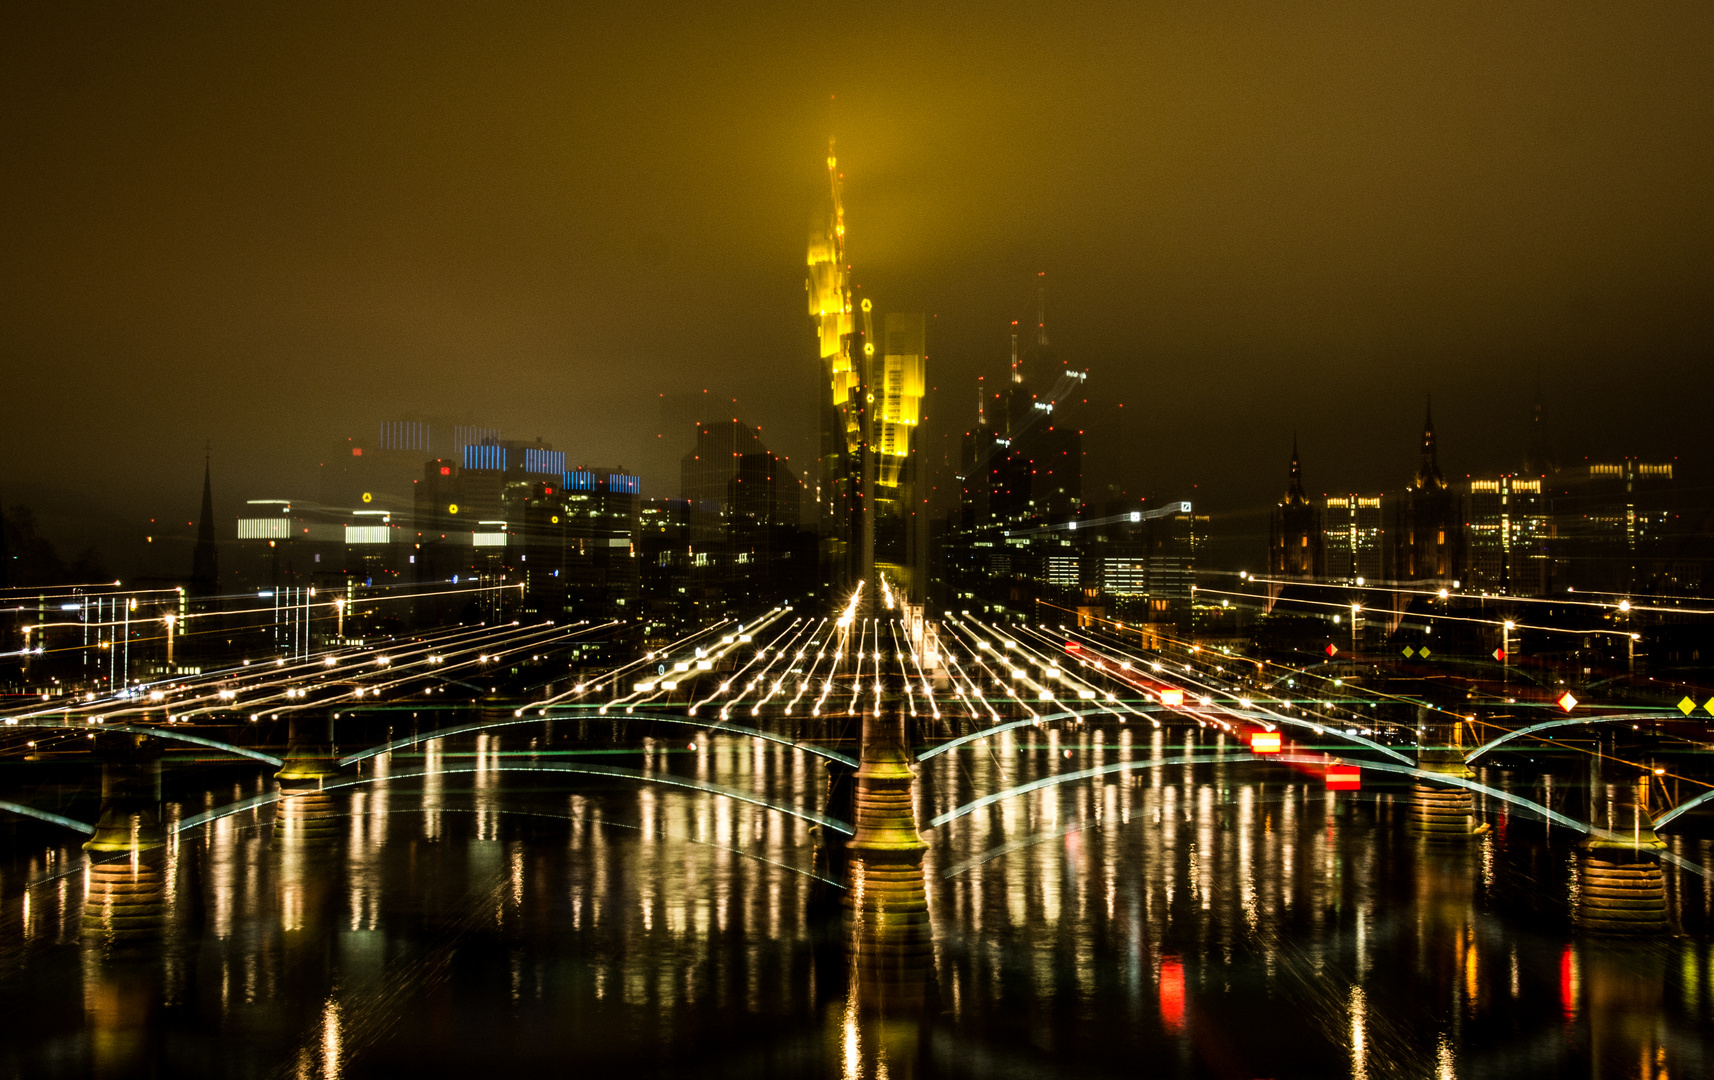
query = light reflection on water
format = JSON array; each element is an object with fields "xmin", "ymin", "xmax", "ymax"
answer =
[{"xmin": 0, "ymin": 724, "xmax": 1711, "ymax": 1078}]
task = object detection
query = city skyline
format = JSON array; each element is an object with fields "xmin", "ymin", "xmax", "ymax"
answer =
[{"xmin": 4, "ymin": 9, "xmax": 1713, "ymax": 1079}]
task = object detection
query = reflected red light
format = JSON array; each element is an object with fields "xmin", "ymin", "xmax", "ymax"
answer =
[
  {"xmin": 440, "ymin": 466, "xmax": 450, "ymax": 475},
  {"xmin": 1560, "ymin": 944, "xmax": 1577, "ymax": 1023},
  {"xmin": 1250, "ymin": 731, "xmax": 1281, "ymax": 754},
  {"xmin": 1159, "ymin": 955, "xmax": 1185, "ymax": 1034},
  {"xmin": 1327, "ymin": 764, "xmax": 1361, "ymax": 790}
]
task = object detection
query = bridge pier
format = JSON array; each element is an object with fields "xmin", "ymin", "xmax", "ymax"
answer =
[
  {"xmin": 1576, "ymin": 775, "xmax": 1668, "ymax": 935},
  {"xmin": 845, "ymin": 700, "xmax": 933, "ymax": 1012},
  {"xmin": 275, "ymin": 712, "xmax": 339, "ymax": 786},
  {"xmin": 82, "ymin": 738, "xmax": 167, "ymax": 941},
  {"xmin": 1410, "ymin": 715, "xmax": 1487, "ymax": 840}
]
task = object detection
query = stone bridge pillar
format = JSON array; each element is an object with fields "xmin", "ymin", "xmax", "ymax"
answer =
[
  {"xmin": 1410, "ymin": 711, "xmax": 1486, "ymax": 839},
  {"xmin": 1577, "ymin": 773, "xmax": 1668, "ymax": 935},
  {"xmin": 83, "ymin": 736, "xmax": 167, "ymax": 940},
  {"xmin": 846, "ymin": 696, "xmax": 933, "ymax": 1013},
  {"xmin": 275, "ymin": 711, "xmax": 339, "ymax": 786}
]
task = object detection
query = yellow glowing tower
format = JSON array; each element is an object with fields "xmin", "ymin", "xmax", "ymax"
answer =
[
  {"xmin": 808, "ymin": 143, "xmax": 860, "ymax": 585},
  {"xmin": 807, "ymin": 143, "xmax": 927, "ymax": 595}
]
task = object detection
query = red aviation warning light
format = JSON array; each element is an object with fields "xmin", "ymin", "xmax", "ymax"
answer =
[
  {"xmin": 1326, "ymin": 764, "xmax": 1361, "ymax": 790},
  {"xmin": 1250, "ymin": 731, "xmax": 1282, "ymax": 754},
  {"xmin": 1558, "ymin": 691, "xmax": 1578, "ymax": 712},
  {"xmin": 1158, "ymin": 689, "xmax": 1184, "ymax": 707},
  {"xmin": 1325, "ymin": 643, "xmax": 1338, "ymax": 657}
]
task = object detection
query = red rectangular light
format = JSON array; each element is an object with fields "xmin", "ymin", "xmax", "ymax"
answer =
[
  {"xmin": 1327, "ymin": 764, "xmax": 1361, "ymax": 790},
  {"xmin": 1250, "ymin": 731, "xmax": 1281, "ymax": 754},
  {"xmin": 1158, "ymin": 689, "xmax": 1184, "ymax": 707}
]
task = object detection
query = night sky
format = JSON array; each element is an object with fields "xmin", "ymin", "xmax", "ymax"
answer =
[{"xmin": 5, "ymin": 4, "xmax": 1712, "ymax": 570}]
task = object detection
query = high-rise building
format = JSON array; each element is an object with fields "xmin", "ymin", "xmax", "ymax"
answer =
[
  {"xmin": 680, "ymin": 419, "xmax": 800, "ymax": 542},
  {"xmin": 808, "ymin": 143, "xmax": 860, "ymax": 586},
  {"xmin": 1551, "ymin": 459, "xmax": 1678, "ymax": 594},
  {"xmin": 1323, "ymin": 495, "xmax": 1385, "ymax": 585},
  {"xmin": 805, "ymin": 144, "xmax": 927, "ymax": 595},
  {"xmin": 1268, "ymin": 437, "xmax": 1320, "ymax": 579},
  {"xmin": 1465, "ymin": 474, "xmax": 1549, "ymax": 596}
]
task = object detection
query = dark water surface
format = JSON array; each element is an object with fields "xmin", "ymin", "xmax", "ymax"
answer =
[{"xmin": 3, "ymin": 723, "xmax": 1712, "ymax": 1078}]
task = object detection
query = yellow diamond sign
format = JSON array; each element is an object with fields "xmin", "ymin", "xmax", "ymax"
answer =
[
  {"xmin": 1419, "ymin": 646, "xmax": 1431, "ymax": 659},
  {"xmin": 1402, "ymin": 646, "xmax": 1415, "ymax": 658},
  {"xmin": 1705, "ymin": 697, "xmax": 1714, "ymax": 716},
  {"xmin": 1681, "ymin": 697, "xmax": 1698, "ymax": 716},
  {"xmin": 1557, "ymin": 691, "xmax": 1578, "ymax": 712}
]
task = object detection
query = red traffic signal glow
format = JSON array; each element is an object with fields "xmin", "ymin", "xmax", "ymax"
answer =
[
  {"xmin": 1327, "ymin": 764, "xmax": 1361, "ymax": 790},
  {"xmin": 1250, "ymin": 731, "xmax": 1281, "ymax": 754}
]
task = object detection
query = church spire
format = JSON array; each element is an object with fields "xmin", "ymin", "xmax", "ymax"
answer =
[
  {"xmin": 1416, "ymin": 397, "xmax": 1444, "ymax": 490},
  {"xmin": 191, "ymin": 449, "xmax": 218, "ymax": 596},
  {"xmin": 1035, "ymin": 271, "xmax": 1048, "ymax": 348},
  {"xmin": 1285, "ymin": 434, "xmax": 1307, "ymax": 504}
]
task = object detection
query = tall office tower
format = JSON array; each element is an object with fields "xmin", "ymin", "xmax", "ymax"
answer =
[
  {"xmin": 1268, "ymin": 437, "xmax": 1320, "ymax": 578},
  {"xmin": 999, "ymin": 280, "xmax": 1084, "ymax": 524},
  {"xmin": 1553, "ymin": 458, "xmax": 1678, "ymax": 594},
  {"xmin": 807, "ymin": 142, "xmax": 862, "ymax": 587},
  {"xmin": 870, "ymin": 311, "xmax": 926, "ymax": 590},
  {"xmin": 1323, "ymin": 495, "xmax": 1385, "ymax": 584},
  {"xmin": 1395, "ymin": 403, "xmax": 1461, "ymax": 582},
  {"xmin": 679, "ymin": 419, "xmax": 795, "ymax": 541},
  {"xmin": 1466, "ymin": 475, "xmax": 1549, "ymax": 596},
  {"xmin": 958, "ymin": 378, "xmax": 999, "ymax": 527}
]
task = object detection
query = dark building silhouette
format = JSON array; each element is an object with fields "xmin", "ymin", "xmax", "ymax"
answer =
[
  {"xmin": 190, "ymin": 456, "xmax": 219, "ymax": 597},
  {"xmin": 1268, "ymin": 437, "xmax": 1320, "ymax": 579},
  {"xmin": 1395, "ymin": 403, "xmax": 1461, "ymax": 583}
]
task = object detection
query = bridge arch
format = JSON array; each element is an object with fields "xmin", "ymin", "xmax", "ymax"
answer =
[
  {"xmin": 0, "ymin": 799, "xmax": 95, "ymax": 835},
  {"xmin": 1464, "ymin": 712, "xmax": 1672, "ymax": 763},
  {"xmin": 0, "ymin": 720, "xmax": 282, "ymax": 766},
  {"xmin": 175, "ymin": 760, "xmax": 852, "ymax": 837},
  {"xmin": 918, "ymin": 706, "xmax": 1412, "ymax": 765},
  {"xmin": 925, "ymin": 750, "xmax": 1606, "ymax": 839},
  {"xmin": 338, "ymin": 708, "xmax": 855, "ymax": 768}
]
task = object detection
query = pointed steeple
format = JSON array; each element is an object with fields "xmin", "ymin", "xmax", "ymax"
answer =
[
  {"xmin": 1285, "ymin": 434, "xmax": 1307, "ymax": 505},
  {"xmin": 1035, "ymin": 271, "xmax": 1048, "ymax": 348},
  {"xmin": 1525, "ymin": 376, "xmax": 1553, "ymax": 476},
  {"xmin": 1416, "ymin": 397, "xmax": 1444, "ymax": 490},
  {"xmin": 191, "ymin": 450, "xmax": 218, "ymax": 596}
]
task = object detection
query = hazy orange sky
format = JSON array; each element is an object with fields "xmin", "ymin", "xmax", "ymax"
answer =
[{"xmin": 5, "ymin": 3, "xmax": 1711, "ymax": 559}]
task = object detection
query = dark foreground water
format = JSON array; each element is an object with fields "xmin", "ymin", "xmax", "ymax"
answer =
[{"xmin": 3, "ymin": 723, "xmax": 1712, "ymax": 1078}]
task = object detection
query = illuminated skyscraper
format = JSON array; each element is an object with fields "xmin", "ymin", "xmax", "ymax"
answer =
[
  {"xmin": 1323, "ymin": 494, "xmax": 1385, "ymax": 584},
  {"xmin": 806, "ymin": 143, "xmax": 926, "ymax": 594},
  {"xmin": 807, "ymin": 142, "xmax": 859, "ymax": 585},
  {"xmin": 1465, "ymin": 475, "xmax": 1549, "ymax": 596}
]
